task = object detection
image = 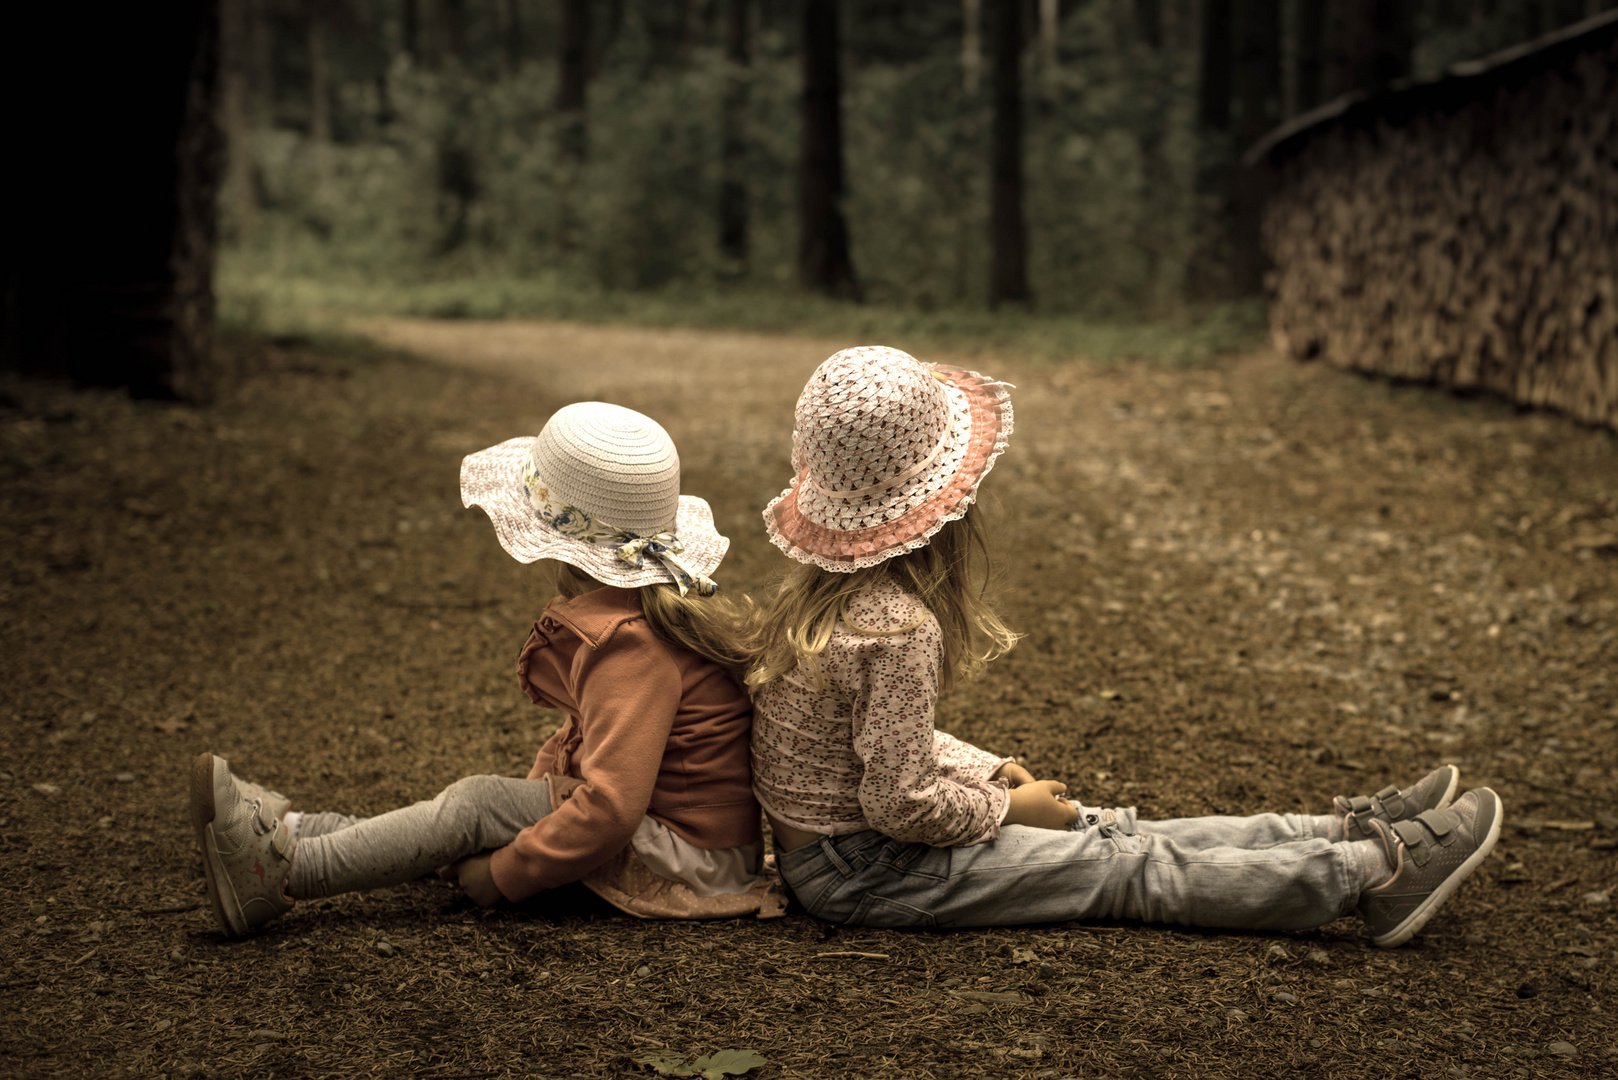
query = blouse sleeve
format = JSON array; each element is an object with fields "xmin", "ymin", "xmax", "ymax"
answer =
[
  {"xmin": 840, "ymin": 614, "xmax": 1008, "ymax": 847},
  {"xmin": 933, "ymin": 731, "xmax": 1013, "ymax": 785}
]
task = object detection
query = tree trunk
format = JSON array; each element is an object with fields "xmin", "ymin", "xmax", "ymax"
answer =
[
  {"xmin": 1232, "ymin": 0, "xmax": 1281, "ymax": 295},
  {"xmin": 430, "ymin": 0, "xmax": 466, "ymax": 66},
  {"xmin": 1295, "ymin": 0, "xmax": 1325, "ymax": 112},
  {"xmin": 719, "ymin": 0, "xmax": 750, "ymax": 269},
  {"xmin": 557, "ymin": 0, "xmax": 591, "ymax": 163},
  {"xmin": 988, "ymin": 0, "xmax": 1030, "ymax": 306},
  {"xmin": 220, "ymin": 0, "xmax": 258, "ymax": 239},
  {"xmin": 1325, "ymin": 0, "xmax": 1411, "ymax": 98},
  {"xmin": 1041, "ymin": 0, "xmax": 1062, "ymax": 73},
  {"xmin": 1134, "ymin": 0, "xmax": 1163, "ymax": 49},
  {"xmin": 307, "ymin": 2, "xmax": 331, "ymax": 144},
  {"xmin": 496, "ymin": 0, "xmax": 521, "ymax": 79},
  {"xmin": 798, "ymin": 0, "xmax": 858, "ymax": 298},
  {"xmin": 1188, "ymin": 0, "xmax": 1234, "ymax": 298},
  {"xmin": 2, "ymin": 0, "xmax": 226, "ymax": 401},
  {"xmin": 962, "ymin": 0, "xmax": 983, "ymax": 95},
  {"xmin": 401, "ymin": 0, "xmax": 420, "ymax": 60}
]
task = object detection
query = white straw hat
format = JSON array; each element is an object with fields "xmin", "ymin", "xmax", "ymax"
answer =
[
  {"xmin": 764, "ymin": 345, "xmax": 1013, "ymax": 572},
  {"xmin": 461, "ymin": 402, "xmax": 729, "ymax": 595}
]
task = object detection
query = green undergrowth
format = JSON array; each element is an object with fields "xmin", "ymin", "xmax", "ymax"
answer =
[{"xmin": 217, "ymin": 259, "xmax": 1268, "ymax": 369}]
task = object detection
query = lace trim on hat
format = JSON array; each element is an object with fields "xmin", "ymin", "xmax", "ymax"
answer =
[{"xmin": 763, "ymin": 366, "xmax": 1014, "ymax": 572}]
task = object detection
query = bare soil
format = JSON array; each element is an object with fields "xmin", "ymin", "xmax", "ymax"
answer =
[{"xmin": 2, "ymin": 319, "xmax": 1615, "ymax": 1080}]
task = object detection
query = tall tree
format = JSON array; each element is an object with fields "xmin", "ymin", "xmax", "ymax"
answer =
[
  {"xmin": 306, "ymin": 1, "xmax": 331, "ymax": 145},
  {"xmin": 496, "ymin": 0, "xmax": 522, "ymax": 79},
  {"xmin": 719, "ymin": 0, "xmax": 751, "ymax": 269},
  {"xmin": 1324, "ymin": 0, "xmax": 1412, "ymax": 98},
  {"xmin": 220, "ymin": 0, "xmax": 258, "ymax": 238},
  {"xmin": 1231, "ymin": 0, "xmax": 1281, "ymax": 294},
  {"xmin": 989, "ymin": 0, "xmax": 1030, "ymax": 306},
  {"xmin": 3, "ymin": 0, "xmax": 225, "ymax": 400},
  {"xmin": 962, "ymin": 0, "xmax": 983, "ymax": 95},
  {"xmin": 429, "ymin": 0, "xmax": 467, "ymax": 66},
  {"xmin": 1188, "ymin": 0, "xmax": 1234, "ymax": 298},
  {"xmin": 1294, "ymin": 0, "xmax": 1325, "ymax": 113},
  {"xmin": 798, "ymin": 0, "xmax": 858, "ymax": 297},
  {"xmin": 557, "ymin": 0, "xmax": 591, "ymax": 163}
]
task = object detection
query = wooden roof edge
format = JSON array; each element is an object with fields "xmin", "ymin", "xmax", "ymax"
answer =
[{"xmin": 1241, "ymin": 8, "xmax": 1618, "ymax": 169}]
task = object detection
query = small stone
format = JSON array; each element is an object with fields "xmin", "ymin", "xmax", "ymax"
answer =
[
  {"xmin": 375, "ymin": 941, "xmax": 395, "ymax": 957},
  {"xmin": 1225, "ymin": 1008, "xmax": 1249, "ymax": 1023},
  {"xmin": 634, "ymin": 965, "xmax": 651, "ymax": 978},
  {"xmin": 32, "ymin": 783, "xmax": 60, "ymax": 796},
  {"xmin": 154, "ymin": 1019, "xmax": 172, "ymax": 1032},
  {"xmin": 1580, "ymin": 891, "xmax": 1610, "ymax": 907},
  {"xmin": 1330, "ymin": 978, "xmax": 1354, "ymax": 989},
  {"xmin": 1272, "ymin": 991, "xmax": 1299, "ymax": 1005},
  {"xmin": 170, "ymin": 949, "xmax": 185, "ymax": 962},
  {"xmin": 1463, "ymin": 933, "xmax": 1486, "ymax": 946},
  {"xmin": 1306, "ymin": 949, "xmax": 1329, "ymax": 964},
  {"xmin": 1267, "ymin": 944, "xmax": 1289, "ymax": 960},
  {"xmin": 1548, "ymin": 1042, "xmax": 1578, "ymax": 1057},
  {"xmin": 115, "ymin": 772, "xmax": 135, "ymax": 783},
  {"xmin": 247, "ymin": 1029, "xmax": 284, "ymax": 1041},
  {"xmin": 97, "ymin": 816, "xmax": 114, "ymax": 829}
]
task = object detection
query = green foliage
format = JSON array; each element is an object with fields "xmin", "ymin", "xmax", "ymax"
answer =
[
  {"xmin": 635, "ymin": 1049, "xmax": 767, "ymax": 1079},
  {"xmin": 223, "ymin": 11, "xmax": 1205, "ymax": 317}
]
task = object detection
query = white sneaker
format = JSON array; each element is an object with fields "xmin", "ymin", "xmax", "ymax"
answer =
[{"xmin": 189, "ymin": 753, "xmax": 296, "ymax": 937}]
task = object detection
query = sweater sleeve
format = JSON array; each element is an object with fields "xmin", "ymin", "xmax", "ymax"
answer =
[
  {"xmin": 844, "ymin": 619, "xmax": 1008, "ymax": 847},
  {"xmin": 488, "ymin": 626, "xmax": 680, "ymax": 901}
]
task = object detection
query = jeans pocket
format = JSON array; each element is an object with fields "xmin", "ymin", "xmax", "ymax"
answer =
[{"xmin": 847, "ymin": 891, "xmax": 936, "ymax": 928}]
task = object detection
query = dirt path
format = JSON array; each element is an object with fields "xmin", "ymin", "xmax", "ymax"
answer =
[{"xmin": 2, "ymin": 319, "xmax": 1615, "ymax": 1078}]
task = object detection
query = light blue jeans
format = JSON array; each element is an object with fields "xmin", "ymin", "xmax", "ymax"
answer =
[{"xmin": 776, "ymin": 804, "xmax": 1359, "ymax": 930}]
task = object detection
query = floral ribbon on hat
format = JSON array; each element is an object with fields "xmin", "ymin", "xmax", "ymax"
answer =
[
  {"xmin": 614, "ymin": 534, "xmax": 718, "ymax": 598},
  {"xmin": 522, "ymin": 456, "xmax": 717, "ymax": 597}
]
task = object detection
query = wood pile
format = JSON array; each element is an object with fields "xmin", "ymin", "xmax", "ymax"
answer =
[{"xmin": 1253, "ymin": 14, "xmax": 1618, "ymax": 430}]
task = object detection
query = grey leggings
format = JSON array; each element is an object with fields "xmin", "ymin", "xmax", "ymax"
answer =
[{"xmin": 286, "ymin": 775, "xmax": 552, "ymax": 900}]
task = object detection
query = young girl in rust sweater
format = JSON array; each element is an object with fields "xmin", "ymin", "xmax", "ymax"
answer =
[{"xmin": 189, "ymin": 402, "xmax": 778, "ymax": 937}]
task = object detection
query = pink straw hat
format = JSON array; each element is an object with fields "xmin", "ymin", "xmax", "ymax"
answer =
[
  {"xmin": 763, "ymin": 346, "xmax": 1013, "ymax": 572},
  {"xmin": 461, "ymin": 402, "xmax": 729, "ymax": 595}
]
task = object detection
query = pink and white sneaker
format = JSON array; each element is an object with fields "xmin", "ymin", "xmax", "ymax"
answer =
[{"xmin": 189, "ymin": 753, "xmax": 296, "ymax": 937}]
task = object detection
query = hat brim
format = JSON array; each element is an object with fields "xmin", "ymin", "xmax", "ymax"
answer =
[
  {"xmin": 462, "ymin": 437, "xmax": 729, "ymax": 587},
  {"xmin": 763, "ymin": 365, "xmax": 1013, "ymax": 572}
]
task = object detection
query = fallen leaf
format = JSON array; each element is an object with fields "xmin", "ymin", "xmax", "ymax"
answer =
[{"xmin": 635, "ymin": 1049, "xmax": 767, "ymax": 1079}]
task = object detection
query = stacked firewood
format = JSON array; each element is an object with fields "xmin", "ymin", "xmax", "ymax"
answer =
[{"xmin": 1260, "ymin": 23, "xmax": 1617, "ymax": 430}]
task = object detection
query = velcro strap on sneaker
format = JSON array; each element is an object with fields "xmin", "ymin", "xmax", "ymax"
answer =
[
  {"xmin": 1373, "ymin": 784, "xmax": 1404, "ymax": 817},
  {"xmin": 251, "ymin": 798, "xmax": 278, "ymax": 836},
  {"xmin": 1413, "ymin": 808, "xmax": 1455, "ymax": 843},
  {"xmin": 1344, "ymin": 794, "xmax": 1377, "ymax": 826},
  {"xmin": 1390, "ymin": 818, "xmax": 1433, "ymax": 866}
]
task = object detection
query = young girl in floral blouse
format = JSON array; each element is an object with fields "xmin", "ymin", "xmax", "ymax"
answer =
[
  {"xmin": 190, "ymin": 402, "xmax": 780, "ymax": 937},
  {"xmin": 744, "ymin": 346, "xmax": 1501, "ymax": 946}
]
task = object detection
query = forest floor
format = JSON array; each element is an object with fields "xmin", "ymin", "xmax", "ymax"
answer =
[{"xmin": 2, "ymin": 319, "xmax": 1616, "ymax": 1080}]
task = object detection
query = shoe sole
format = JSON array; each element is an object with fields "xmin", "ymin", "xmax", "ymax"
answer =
[
  {"xmin": 1372, "ymin": 787, "xmax": 1503, "ymax": 947},
  {"xmin": 189, "ymin": 752, "xmax": 249, "ymax": 938}
]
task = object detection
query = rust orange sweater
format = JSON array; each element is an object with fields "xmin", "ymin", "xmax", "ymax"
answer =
[{"xmin": 487, "ymin": 586, "xmax": 760, "ymax": 902}]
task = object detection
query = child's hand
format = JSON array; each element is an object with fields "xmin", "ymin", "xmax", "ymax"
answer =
[
  {"xmin": 442, "ymin": 853, "xmax": 507, "ymax": 908},
  {"xmin": 993, "ymin": 761, "xmax": 1037, "ymax": 787},
  {"xmin": 1004, "ymin": 781, "xmax": 1081, "ymax": 831}
]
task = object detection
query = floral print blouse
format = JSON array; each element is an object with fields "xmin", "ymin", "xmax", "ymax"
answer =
[{"xmin": 750, "ymin": 579, "xmax": 1012, "ymax": 847}]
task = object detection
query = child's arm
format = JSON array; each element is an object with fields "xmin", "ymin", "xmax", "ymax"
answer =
[
  {"xmin": 845, "ymin": 623, "xmax": 1011, "ymax": 847},
  {"xmin": 488, "ymin": 632, "xmax": 680, "ymax": 901}
]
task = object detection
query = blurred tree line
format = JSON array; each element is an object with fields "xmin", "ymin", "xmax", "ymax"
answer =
[{"xmin": 219, "ymin": 0, "xmax": 1610, "ymax": 317}]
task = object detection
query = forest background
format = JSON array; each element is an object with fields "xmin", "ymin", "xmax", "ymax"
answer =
[{"xmin": 220, "ymin": 0, "xmax": 1618, "ymax": 355}]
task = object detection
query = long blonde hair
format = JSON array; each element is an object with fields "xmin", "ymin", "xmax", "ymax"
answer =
[
  {"xmin": 540, "ymin": 561, "xmax": 760, "ymax": 682},
  {"xmin": 743, "ymin": 506, "xmax": 1020, "ymax": 692}
]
